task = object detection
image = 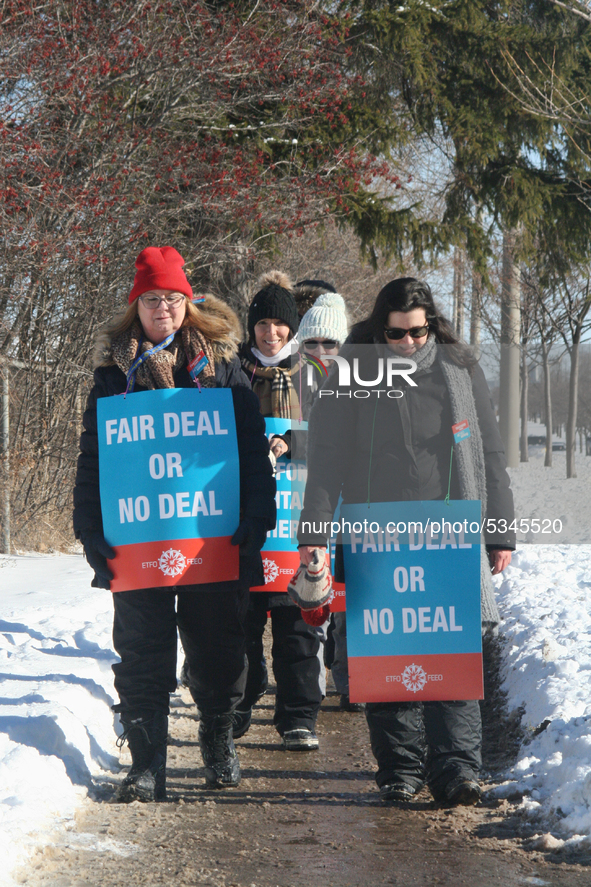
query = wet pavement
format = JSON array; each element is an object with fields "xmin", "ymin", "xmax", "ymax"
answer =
[{"xmin": 17, "ymin": 684, "xmax": 591, "ymax": 887}]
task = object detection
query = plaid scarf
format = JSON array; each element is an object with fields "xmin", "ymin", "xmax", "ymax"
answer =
[
  {"xmin": 111, "ymin": 320, "xmax": 217, "ymax": 389},
  {"xmin": 241, "ymin": 355, "xmax": 301, "ymax": 419}
]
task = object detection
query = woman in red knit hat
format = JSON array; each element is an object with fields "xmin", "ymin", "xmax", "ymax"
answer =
[{"xmin": 73, "ymin": 247, "xmax": 276, "ymax": 801}]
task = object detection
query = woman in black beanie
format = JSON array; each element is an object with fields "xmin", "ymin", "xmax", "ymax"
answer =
[{"xmin": 236, "ymin": 271, "xmax": 325, "ymax": 751}]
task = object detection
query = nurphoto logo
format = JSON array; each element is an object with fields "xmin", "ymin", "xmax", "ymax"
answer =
[{"xmin": 303, "ymin": 352, "xmax": 418, "ymax": 399}]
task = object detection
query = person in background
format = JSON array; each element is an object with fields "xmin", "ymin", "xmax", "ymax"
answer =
[
  {"xmin": 298, "ymin": 277, "xmax": 515, "ymax": 806},
  {"xmin": 73, "ymin": 247, "xmax": 275, "ymax": 800},
  {"xmin": 297, "ymin": 291, "xmax": 362, "ymax": 712},
  {"xmin": 298, "ymin": 290, "xmax": 348, "ymax": 409},
  {"xmin": 293, "ymin": 278, "xmax": 337, "ymax": 319},
  {"xmin": 236, "ymin": 271, "xmax": 324, "ymax": 751}
]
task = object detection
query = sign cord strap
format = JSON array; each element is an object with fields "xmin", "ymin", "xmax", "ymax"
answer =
[
  {"xmin": 124, "ymin": 333, "xmax": 176, "ymax": 397},
  {"xmin": 367, "ymin": 398, "xmax": 379, "ymax": 508},
  {"xmin": 444, "ymin": 445, "xmax": 454, "ymax": 505}
]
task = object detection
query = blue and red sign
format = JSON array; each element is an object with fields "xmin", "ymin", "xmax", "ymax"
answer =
[
  {"xmin": 251, "ymin": 418, "xmax": 307, "ymax": 591},
  {"xmin": 341, "ymin": 500, "xmax": 483, "ymax": 702},
  {"xmin": 97, "ymin": 388, "xmax": 239, "ymax": 592}
]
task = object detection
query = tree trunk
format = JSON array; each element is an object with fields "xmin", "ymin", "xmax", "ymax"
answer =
[
  {"xmin": 470, "ymin": 267, "xmax": 481, "ymax": 358},
  {"xmin": 452, "ymin": 247, "xmax": 465, "ymax": 339},
  {"xmin": 566, "ymin": 339, "xmax": 580, "ymax": 478},
  {"xmin": 541, "ymin": 336, "xmax": 553, "ymax": 467},
  {"xmin": 520, "ymin": 343, "xmax": 529, "ymax": 462},
  {"xmin": 498, "ymin": 230, "xmax": 521, "ymax": 467}
]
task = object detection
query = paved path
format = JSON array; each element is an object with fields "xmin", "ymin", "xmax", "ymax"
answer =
[{"xmin": 17, "ymin": 684, "xmax": 591, "ymax": 887}]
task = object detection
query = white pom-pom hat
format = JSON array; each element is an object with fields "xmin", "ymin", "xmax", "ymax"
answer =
[{"xmin": 297, "ymin": 292, "xmax": 349, "ymax": 345}]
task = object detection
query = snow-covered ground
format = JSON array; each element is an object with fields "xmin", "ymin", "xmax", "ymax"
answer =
[
  {"xmin": 1, "ymin": 444, "xmax": 590, "ymax": 883},
  {"xmin": 490, "ymin": 444, "xmax": 591, "ymax": 849},
  {"xmin": 0, "ymin": 555, "xmax": 121, "ymax": 881}
]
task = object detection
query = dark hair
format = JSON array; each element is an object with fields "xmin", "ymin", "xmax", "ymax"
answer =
[
  {"xmin": 294, "ymin": 278, "xmax": 337, "ymax": 293},
  {"xmin": 293, "ymin": 279, "xmax": 337, "ymax": 318},
  {"xmin": 350, "ymin": 277, "xmax": 474, "ymax": 366}
]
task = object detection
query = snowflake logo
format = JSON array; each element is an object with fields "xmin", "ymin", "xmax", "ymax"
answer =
[
  {"xmin": 158, "ymin": 548, "xmax": 187, "ymax": 578},
  {"xmin": 401, "ymin": 663, "xmax": 427, "ymax": 694},
  {"xmin": 263, "ymin": 558, "xmax": 279, "ymax": 584}
]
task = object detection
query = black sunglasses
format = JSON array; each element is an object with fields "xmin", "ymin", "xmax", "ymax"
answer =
[
  {"xmin": 384, "ymin": 325, "xmax": 429, "ymax": 341},
  {"xmin": 303, "ymin": 339, "xmax": 338, "ymax": 348}
]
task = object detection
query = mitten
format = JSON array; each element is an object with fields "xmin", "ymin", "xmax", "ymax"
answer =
[
  {"xmin": 231, "ymin": 518, "xmax": 268, "ymax": 557},
  {"xmin": 287, "ymin": 548, "xmax": 333, "ymax": 610},
  {"xmin": 301, "ymin": 604, "xmax": 331, "ymax": 626},
  {"xmin": 80, "ymin": 529, "xmax": 115, "ymax": 590}
]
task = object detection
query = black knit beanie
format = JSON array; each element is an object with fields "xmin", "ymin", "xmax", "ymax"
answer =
[{"xmin": 248, "ymin": 282, "xmax": 300, "ymax": 341}]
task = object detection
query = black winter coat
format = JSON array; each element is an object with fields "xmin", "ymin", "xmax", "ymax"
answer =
[
  {"xmin": 298, "ymin": 346, "xmax": 515, "ymax": 579},
  {"xmin": 73, "ymin": 357, "xmax": 276, "ymax": 588}
]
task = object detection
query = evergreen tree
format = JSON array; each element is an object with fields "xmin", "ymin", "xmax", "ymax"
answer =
[{"xmin": 343, "ymin": 0, "xmax": 591, "ymax": 269}]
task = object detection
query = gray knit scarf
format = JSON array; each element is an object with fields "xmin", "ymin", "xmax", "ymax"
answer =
[{"xmin": 410, "ymin": 336, "xmax": 499, "ymax": 628}]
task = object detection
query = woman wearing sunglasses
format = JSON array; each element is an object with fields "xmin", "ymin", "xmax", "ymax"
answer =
[
  {"xmin": 298, "ymin": 277, "xmax": 515, "ymax": 807},
  {"xmin": 297, "ymin": 292, "xmax": 364, "ymax": 713},
  {"xmin": 298, "ymin": 291, "xmax": 348, "ymax": 412}
]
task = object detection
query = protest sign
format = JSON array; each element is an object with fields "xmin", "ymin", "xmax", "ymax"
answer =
[
  {"xmin": 341, "ymin": 501, "xmax": 483, "ymax": 702},
  {"xmin": 251, "ymin": 418, "xmax": 307, "ymax": 592},
  {"xmin": 97, "ymin": 388, "xmax": 239, "ymax": 591}
]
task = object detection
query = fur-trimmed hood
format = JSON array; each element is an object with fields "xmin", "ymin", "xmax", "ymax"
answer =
[
  {"xmin": 93, "ymin": 292, "xmax": 242, "ymax": 369},
  {"xmin": 194, "ymin": 292, "xmax": 243, "ymax": 362}
]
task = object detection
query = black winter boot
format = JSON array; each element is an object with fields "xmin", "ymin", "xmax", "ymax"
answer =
[
  {"xmin": 199, "ymin": 713, "xmax": 241, "ymax": 788},
  {"xmin": 116, "ymin": 711, "xmax": 168, "ymax": 803}
]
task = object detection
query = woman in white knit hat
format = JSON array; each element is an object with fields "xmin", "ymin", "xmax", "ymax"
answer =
[
  {"xmin": 298, "ymin": 292, "xmax": 348, "ymax": 366},
  {"xmin": 297, "ymin": 292, "xmax": 364, "ymax": 714},
  {"xmin": 297, "ymin": 292, "xmax": 349, "ymax": 423}
]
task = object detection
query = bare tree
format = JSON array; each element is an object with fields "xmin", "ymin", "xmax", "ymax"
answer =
[
  {"xmin": 0, "ymin": 0, "xmax": 410, "ymax": 548},
  {"xmin": 534, "ymin": 272, "xmax": 591, "ymax": 477}
]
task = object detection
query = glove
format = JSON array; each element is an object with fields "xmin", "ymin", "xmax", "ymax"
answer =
[
  {"xmin": 231, "ymin": 518, "xmax": 268, "ymax": 557},
  {"xmin": 80, "ymin": 529, "xmax": 115, "ymax": 589}
]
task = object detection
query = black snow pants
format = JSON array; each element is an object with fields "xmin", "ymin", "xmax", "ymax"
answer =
[
  {"xmin": 112, "ymin": 580, "xmax": 249, "ymax": 718},
  {"xmin": 240, "ymin": 592, "xmax": 323, "ymax": 735},
  {"xmin": 365, "ymin": 700, "xmax": 482, "ymax": 798}
]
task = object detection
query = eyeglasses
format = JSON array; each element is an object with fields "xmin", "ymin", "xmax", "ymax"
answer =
[
  {"xmin": 384, "ymin": 325, "xmax": 429, "ymax": 341},
  {"xmin": 303, "ymin": 339, "xmax": 339, "ymax": 350},
  {"xmin": 138, "ymin": 293, "xmax": 185, "ymax": 309}
]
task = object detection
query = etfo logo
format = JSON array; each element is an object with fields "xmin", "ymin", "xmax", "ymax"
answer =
[
  {"xmin": 402, "ymin": 664, "xmax": 427, "ymax": 693},
  {"xmin": 158, "ymin": 548, "xmax": 187, "ymax": 577},
  {"xmin": 263, "ymin": 558, "xmax": 279, "ymax": 584},
  {"xmin": 386, "ymin": 663, "xmax": 443, "ymax": 693}
]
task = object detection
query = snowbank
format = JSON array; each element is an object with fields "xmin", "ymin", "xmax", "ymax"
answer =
[
  {"xmin": 1, "ymin": 555, "xmax": 119, "ymax": 883},
  {"xmin": 488, "ymin": 448, "xmax": 591, "ymax": 847}
]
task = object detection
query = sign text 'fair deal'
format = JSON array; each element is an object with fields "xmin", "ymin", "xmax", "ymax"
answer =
[
  {"xmin": 341, "ymin": 501, "xmax": 483, "ymax": 703},
  {"xmin": 97, "ymin": 388, "xmax": 239, "ymax": 592}
]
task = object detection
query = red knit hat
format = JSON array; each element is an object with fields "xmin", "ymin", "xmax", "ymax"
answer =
[{"xmin": 128, "ymin": 246, "xmax": 193, "ymax": 304}]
